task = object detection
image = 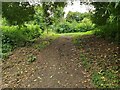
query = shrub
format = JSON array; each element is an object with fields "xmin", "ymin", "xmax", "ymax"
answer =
[
  {"xmin": 66, "ymin": 12, "xmax": 91, "ymax": 23},
  {"xmin": 22, "ymin": 24, "xmax": 42, "ymax": 40},
  {"xmin": 2, "ymin": 25, "xmax": 42, "ymax": 46},
  {"xmin": 56, "ymin": 21, "xmax": 71, "ymax": 33},
  {"xmin": 56, "ymin": 18, "xmax": 95, "ymax": 33},
  {"xmin": 2, "ymin": 26, "xmax": 26, "ymax": 46},
  {"xmin": 94, "ymin": 23, "xmax": 120, "ymax": 42},
  {"xmin": 78, "ymin": 18, "xmax": 95, "ymax": 32},
  {"xmin": 2, "ymin": 43, "xmax": 12, "ymax": 59},
  {"xmin": 1, "ymin": 24, "xmax": 42, "ymax": 59}
]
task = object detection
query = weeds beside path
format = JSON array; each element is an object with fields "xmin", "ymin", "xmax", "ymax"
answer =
[{"xmin": 73, "ymin": 35, "xmax": 119, "ymax": 88}]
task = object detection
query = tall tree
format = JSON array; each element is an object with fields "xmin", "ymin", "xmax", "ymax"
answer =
[
  {"xmin": 42, "ymin": 2, "xmax": 66, "ymax": 33},
  {"xmin": 91, "ymin": 2, "xmax": 120, "ymax": 54},
  {"xmin": 2, "ymin": 2, "xmax": 35, "ymax": 26},
  {"xmin": 42, "ymin": 2, "xmax": 66, "ymax": 24},
  {"xmin": 66, "ymin": 11, "xmax": 91, "ymax": 23}
]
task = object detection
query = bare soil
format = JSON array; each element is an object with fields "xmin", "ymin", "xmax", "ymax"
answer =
[{"xmin": 2, "ymin": 36, "xmax": 93, "ymax": 88}]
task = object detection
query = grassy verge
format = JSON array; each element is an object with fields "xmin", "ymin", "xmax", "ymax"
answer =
[
  {"xmin": 58, "ymin": 30, "xmax": 94, "ymax": 37},
  {"xmin": 79, "ymin": 53, "xmax": 119, "ymax": 88},
  {"xmin": 73, "ymin": 32, "xmax": 119, "ymax": 88},
  {"xmin": 40, "ymin": 31, "xmax": 60, "ymax": 41},
  {"xmin": 72, "ymin": 31, "xmax": 94, "ymax": 45}
]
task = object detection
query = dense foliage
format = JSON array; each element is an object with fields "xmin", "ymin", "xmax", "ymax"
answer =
[
  {"xmin": 2, "ymin": 2, "xmax": 35, "ymax": 26},
  {"xmin": 1, "ymin": 22, "xmax": 42, "ymax": 59},
  {"xmin": 42, "ymin": 2, "xmax": 66, "ymax": 26},
  {"xmin": 1, "ymin": 1, "xmax": 120, "ymax": 88},
  {"xmin": 55, "ymin": 12, "xmax": 95, "ymax": 33},
  {"xmin": 91, "ymin": 2, "xmax": 120, "ymax": 43},
  {"xmin": 34, "ymin": 5, "xmax": 45, "ymax": 31},
  {"xmin": 1, "ymin": 2, "xmax": 95, "ymax": 59},
  {"xmin": 66, "ymin": 11, "xmax": 91, "ymax": 23}
]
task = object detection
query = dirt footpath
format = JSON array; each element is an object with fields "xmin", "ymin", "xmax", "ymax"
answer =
[{"xmin": 2, "ymin": 36, "xmax": 93, "ymax": 88}]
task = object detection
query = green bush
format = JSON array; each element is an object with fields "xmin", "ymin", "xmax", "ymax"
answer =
[
  {"xmin": 2, "ymin": 26, "xmax": 26, "ymax": 46},
  {"xmin": 94, "ymin": 23, "xmax": 120, "ymax": 42},
  {"xmin": 2, "ymin": 44, "xmax": 12, "ymax": 54},
  {"xmin": 56, "ymin": 21, "xmax": 71, "ymax": 33},
  {"xmin": 56, "ymin": 18, "xmax": 95, "ymax": 33},
  {"xmin": 1, "ymin": 24, "xmax": 42, "ymax": 59},
  {"xmin": 78, "ymin": 18, "xmax": 95, "ymax": 32},
  {"xmin": 2, "ymin": 43, "xmax": 12, "ymax": 59},
  {"xmin": 2, "ymin": 25, "xmax": 42, "ymax": 46},
  {"xmin": 22, "ymin": 24, "xmax": 42, "ymax": 40},
  {"xmin": 66, "ymin": 12, "xmax": 91, "ymax": 23}
]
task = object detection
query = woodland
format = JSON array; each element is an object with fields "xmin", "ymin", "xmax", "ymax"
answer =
[{"xmin": 1, "ymin": 1, "xmax": 120, "ymax": 88}]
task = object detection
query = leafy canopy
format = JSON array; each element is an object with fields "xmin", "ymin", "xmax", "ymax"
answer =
[
  {"xmin": 66, "ymin": 11, "xmax": 91, "ymax": 23},
  {"xmin": 2, "ymin": 2, "xmax": 35, "ymax": 26},
  {"xmin": 42, "ymin": 2, "xmax": 66, "ymax": 25}
]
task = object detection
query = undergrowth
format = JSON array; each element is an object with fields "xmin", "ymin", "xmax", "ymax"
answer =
[
  {"xmin": 1, "ymin": 25, "xmax": 42, "ymax": 60},
  {"xmin": 73, "ymin": 34, "xmax": 119, "ymax": 88}
]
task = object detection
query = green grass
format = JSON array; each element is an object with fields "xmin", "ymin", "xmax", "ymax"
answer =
[
  {"xmin": 79, "ymin": 52, "xmax": 119, "ymax": 88},
  {"xmin": 40, "ymin": 31, "xmax": 60, "ymax": 41},
  {"xmin": 92, "ymin": 70, "xmax": 119, "ymax": 88},
  {"xmin": 58, "ymin": 30, "xmax": 94, "ymax": 37},
  {"xmin": 71, "ymin": 31, "xmax": 94, "ymax": 45},
  {"xmin": 79, "ymin": 50, "xmax": 112, "ymax": 88}
]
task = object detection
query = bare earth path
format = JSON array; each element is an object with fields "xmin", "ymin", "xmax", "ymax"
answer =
[{"xmin": 2, "ymin": 36, "xmax": 93, "ymax": 88}]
